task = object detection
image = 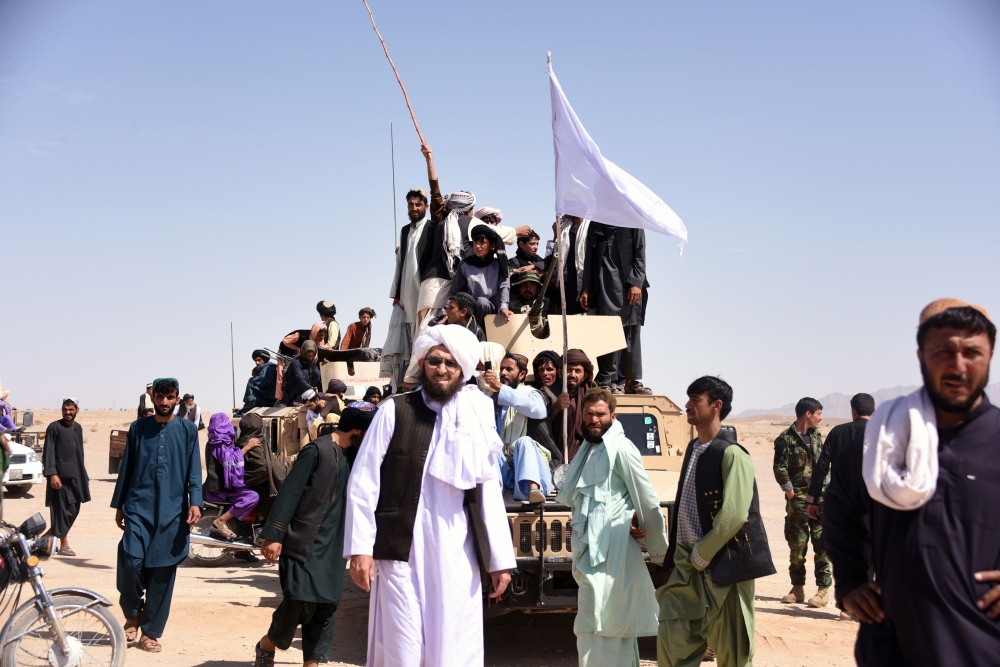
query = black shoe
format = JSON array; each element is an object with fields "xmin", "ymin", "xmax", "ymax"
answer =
[
  {"xmin": 255, "ymin": 642, "xmax": 275, "ymax": 667},
  {"xmin": 235, "ymin": 550, "xmax": 260, "ymax": 563}
]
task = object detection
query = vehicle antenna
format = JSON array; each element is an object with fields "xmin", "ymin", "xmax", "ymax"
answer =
[
  {"xmin": 230, "ymin": 322, "xmax": 236, "ymax": 413},
  {"xmin": 391, "ymin": 122, "xmax": 398, "ymax": 244}
]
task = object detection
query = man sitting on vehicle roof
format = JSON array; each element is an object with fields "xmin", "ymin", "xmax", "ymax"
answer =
[
  {"xmin": 483, "ymin": 353, "xmax": 554, "ymax": 504},
  {"xmin": 239, "ymin": 350, "xmax": 277, "ymax": 415}
]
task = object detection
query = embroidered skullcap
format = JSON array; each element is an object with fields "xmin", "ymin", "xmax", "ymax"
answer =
[
  {"xmin": 504, "ymin": 352, "xmax": 529, "ymax": 372},
  {"xmin": 919, "ymin": 298, "xmax": 991, "ymax": 325},
  {"xmin": 338, "ymin": 402, "xmax": 378, "ymax": 432},
  {"xmin": 301, "ymin": 389, "xmax": 317, "ymax": 401},
  {"xmin": 412, "ymin": 324, "xmax": 482, "ymax": 382},
  {"xmin": 406, "ymin": 188, "xmax": 428, "ymax": 204},
  {"xmin": 474, "ymin": 207, "xmax": 503, "ymax": 224}
]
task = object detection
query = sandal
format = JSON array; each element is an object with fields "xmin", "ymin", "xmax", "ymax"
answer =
[
  {"xmin": 255, "ymin": 641, "xmax": 276, "ymax": 667},
  {"xmin": 211, "ymin": 520, "xmax": 238, "ymax": 540},
  {"xmin": 138, "ymin": 635, "xmax": 162, "ymax": 653},
  {"xmin": 123, "ymin": 617, "xmax": 140, "ymax": 643},
  {"xmin": 626, "ymin": 381, "xmax": 652, "ymax": 395},
  {"xmin": 56, "ymin": 546, "xmax": 76, "ymax": 557}
]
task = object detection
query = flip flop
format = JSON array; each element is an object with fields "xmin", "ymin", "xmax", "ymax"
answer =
[
  {"xmin": 211, "ymin": 521, "xmax": 238, "ymax": 540},
  {"xmin": 56, "ymin": 546, "xmax": 76, "ymax": 557},
  {"xmin": 123, "ymin": 618, "xmax": 140, "ymax": 643},
  {"xmin": 138, "ymin": 635, "xmax": 162, "ymax": 653}
]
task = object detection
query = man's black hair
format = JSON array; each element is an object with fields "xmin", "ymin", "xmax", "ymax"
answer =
[
  {"xmin": 405, "ymin": 189, "xmax": 428, "ymax": 204},
  {"xmin": 686, "ymin": 376, "xmax": 733, "ymax": 420},
  {"xmin": 153, "ymin": 379, "xmax": 179, "ymax": 396},
  {"xmin": 518, "ymin": 230, "xmax": 540, "ymax": 243},
  {"xmin": 61, "ymin": 398, "xmax": 77, "ymax": 407},
  {"xmin": 917, "ymin": 306, "xmax": 996, "ymax": 350},
  {"xmin": 795, "ymin": 397, "xmax": 823, "ymax": 419},
  {"xmin": 850, "ymin": 393, "xmax": 876, "ymax": 417},
  {"xmin": 182, "ymin": 394, "xmax": 194, "ymax": 401}
]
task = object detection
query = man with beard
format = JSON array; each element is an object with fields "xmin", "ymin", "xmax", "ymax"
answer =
[
  {"xmin": 240, "ymin": 350, "xmax": 278, "ymax": 414},
  {"xmin": 824, "ymin": 299, "xmax": 1000, "ymax": 667},
  {"xmin": 281, "ymin": 341, "xmax": 322, "ymax": 406},
  {"xmin": 176, "ymin": 394, "xmax": 203, "ymax": 430},
  {"xmin": 580, "ymin": 222, "xmax": 651, "ymax": 395},
  {"xmin": 112, "ymin": 378, "xmax": 203, "ymax": 653},
  {"xmin": 552, "ymin": 349, "xmax": 597, "ymax": 461},
  {"xmin": 484, "ymin": 353, "xmax": 556, "ymax": 504},
  {"xmin": 254, "ymin": 404, "xmax": 377, "ymax": 667},
  {"xmin": 43, "ymin": 397, "xmax": 90, "ymax": 556},
  {"xmin": 390, "ymin": 188, "xmax": 431, "ymax": 329},
  {"xmin": 345, "ymin": 325, "xmax": 514, "ymax": 666},
  {"xmin": 556, "ymin": 388, "xmax": 667, "ymax": 666},
  {"xmin": 657, "ymin": 376, "xmax": 775, "ymax": 667}
]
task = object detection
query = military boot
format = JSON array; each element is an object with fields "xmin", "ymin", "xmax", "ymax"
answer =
[
  {"xmin": 780, "ymin": 586, "xmax": 805, "ymax": 603},
  {"xmin": 807, "ymin": 586, "xmax": 830, "ymax": 608}
]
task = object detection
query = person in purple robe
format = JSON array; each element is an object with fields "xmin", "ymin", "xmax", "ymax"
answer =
[{"xmin": 203, "ymin": 412, "xmax": 259, "ymax": 539}]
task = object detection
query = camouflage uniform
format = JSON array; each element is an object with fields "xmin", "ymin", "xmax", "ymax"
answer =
[{"xmin": 773, "ymin": 425, "xmax": 832, "ymax": 588}]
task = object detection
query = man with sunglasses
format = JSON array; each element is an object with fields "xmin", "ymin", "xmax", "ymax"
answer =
[{"xmin": 346, "ymin": 325, "xmax": 514, "ymax": 667}]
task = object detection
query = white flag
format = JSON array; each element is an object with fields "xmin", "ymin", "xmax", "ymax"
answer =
[{"xmin": 549, "ymin": 54, "xmax": 688, "ymax": 250}]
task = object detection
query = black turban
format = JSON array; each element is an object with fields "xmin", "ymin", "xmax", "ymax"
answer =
[
  {"xmin": 252, "ymin": 349, "xmax": 270, "ymax": 362},
  {"xmin": 337, "ymin": 402, "xmax": 378, "ymax": 432},
  {"xmin": 316, "ymin": 301, "xmax": 337, "ymax": 318},
  {"xmin": 326, "ymin": 379, "xmax": 348, "ymax": 394}
]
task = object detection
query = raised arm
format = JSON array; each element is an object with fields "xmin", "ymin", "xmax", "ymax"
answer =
[{"xmin": 422, "ymin": 143, "xmax": 447, "ymax": 222}]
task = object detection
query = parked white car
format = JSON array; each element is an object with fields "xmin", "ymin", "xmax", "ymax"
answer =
[{"xmin": 4, "ymin": 441, "xmax": 43, "ymax": 494}]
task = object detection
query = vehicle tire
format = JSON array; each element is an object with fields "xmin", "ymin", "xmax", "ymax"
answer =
[
  {"xmin": 2, "ymin": 593, "xmax": 126, "ymax": 667},
  {"xmin": 187, "ymin": 506, "xmax": 237, "ymax": 567}
]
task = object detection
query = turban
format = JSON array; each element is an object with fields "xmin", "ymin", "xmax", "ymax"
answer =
[
  {"xmin": 316, "ymin": 301, "xmax": 337, "ymax": 318},
  {"xmin": 338, "ymin": 402, "xmax": 378, "ymax": 431},
  {"xmin": 474, "ymin": 207, "xmax": 503, "ymax": 224},
  {"xmin": 326, "ymin": 379, "xmax": 348, "ymax": 394},
  {"xmin": 364, "ymin": 385, "xmax": 382, "ymax": 400},
  {"xmin": 445, "ymin": 191, "xmax": 476, "ymax": 213},
  {"xmin": 563, "ymin": 349, "xmax": 594, "ymax": 379},
  {"xmin": 451, "ymin": 291, "xmax": 477, "ymax": 314},
  {"xmin": 532, "ymin": 350, "xmax": 561, "ymax": 374},
  {"xmin": 252, "ymin": 349, "xmax": 270, "ymax": 362},
  {"xmin": 480, "ymin": 342, "xmax": 506, "ymax": 371},
  {"xmin": 505, "ymin": 353, "xmax": 528, "ymax": 372},
  {"xmin": 919, "ymin": 298, "xmax": 991, "ymax": 325},
  {"xmin": 411, "ymin": 324, "xmax": 482, "ymax": 382},
  {"xmin": 469, "ymin": 224, "xmax": 501, "ymax": 248}
]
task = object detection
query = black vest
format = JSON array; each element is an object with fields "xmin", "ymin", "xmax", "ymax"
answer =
[
  {"xmin": 667, "ymin": 430, "xmax": 776, "ymax": 587},
  {"xmin": 282, "ymin": 436, "xmax": 342, "ymax": 563},
  {"xmin": 372, "ymin": 391, "xmax": 437, "ymax": 561}
]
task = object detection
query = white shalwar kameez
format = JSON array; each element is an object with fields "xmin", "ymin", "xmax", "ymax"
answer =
[{"xmin": 346, "ymin": 387, "xmax": 515, "ymax": 667}]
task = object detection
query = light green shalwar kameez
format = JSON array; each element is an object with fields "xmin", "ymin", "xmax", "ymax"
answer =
[
  {"xmin": 656, "ymin": 446, "xmax": 757, "ymax": 667},
  {"xmin": 555, "ymin": 420, "xmax": 668, "ymax": 667}
]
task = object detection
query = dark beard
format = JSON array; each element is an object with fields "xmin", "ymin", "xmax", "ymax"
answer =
[
  {"xmin": 421, "ymin": 370, "xmax": 463, "ymax": 402},
  {"xmin": 501, "ymin": 376, "xmax": 519, "ymax": 389},
  {"xmin": 154, "ymin": 403, "xmax": 174, "ymax": 417},
  {"xmin": 584, "ymin": 420, "xmax": 612, "ymax": 443},
  {"xmin": 920, "ymin": 359, "xmax": 989, "ymax": 413}
]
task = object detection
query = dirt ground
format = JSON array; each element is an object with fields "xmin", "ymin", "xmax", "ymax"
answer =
[{"xmin": 1, "ymin": 409, "xmax": 860, "ymax": 666}]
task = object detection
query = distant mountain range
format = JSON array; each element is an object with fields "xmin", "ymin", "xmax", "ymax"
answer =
[{"xmin": 735, "ymin": 383, "xmax": 1000, "ymax": 419}]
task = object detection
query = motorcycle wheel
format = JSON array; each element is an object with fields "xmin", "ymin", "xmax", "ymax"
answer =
[
  {"xmin": 2, "ymin": 594, "xmax": 126, "ymax": 667},
  {"xmin": 187, "ymin": 505, "xmax": 238, "ymax": 567}
]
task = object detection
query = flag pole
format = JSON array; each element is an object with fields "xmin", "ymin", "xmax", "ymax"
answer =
[
  {"xmin": 362, "ymin": 0, "xmax": 427, "ymax": 146},
  {"xmin": 556, "ymin": 217, "xmax": 569, "ymax": 463},
  {"xmin": 230, "ymin": 322, "xmax": 236, "ymax": 413}
]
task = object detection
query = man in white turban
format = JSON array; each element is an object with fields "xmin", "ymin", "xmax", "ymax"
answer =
[{"xmin": 345, "ymin": 324, "xmax": 515, "ymax": 667}]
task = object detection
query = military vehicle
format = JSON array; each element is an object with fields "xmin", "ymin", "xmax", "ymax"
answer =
[{"xmin": 482, "ymin": 312, "xmax": 693, "ymax": 616}]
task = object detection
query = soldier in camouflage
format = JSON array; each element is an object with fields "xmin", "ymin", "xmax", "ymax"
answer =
[{"xmin": 772, "ymin": 397, "xmax": 832, "ymax": 608}]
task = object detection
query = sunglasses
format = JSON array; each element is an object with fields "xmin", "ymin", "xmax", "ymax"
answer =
[{"xmin": 425, "ymin": 356, "xmax": 461, "ymax": 371}]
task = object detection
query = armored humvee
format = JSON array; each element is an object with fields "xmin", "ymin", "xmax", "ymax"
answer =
[{"xmin": 483, "ymin": 313, "xmax": 693, "ymax": 616}]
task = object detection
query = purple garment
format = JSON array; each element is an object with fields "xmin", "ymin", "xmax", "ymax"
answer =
[
  {"xmin": 204, "ymin": 489, "xmax": 259, "ymax": 521},
  {"xmin": 207, "ymin": 413, "xmax": 245, "ymax": 490}
]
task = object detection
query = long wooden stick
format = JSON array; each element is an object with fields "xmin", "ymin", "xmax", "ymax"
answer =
[
  {"xmin": 362, "ymin": 0, "xmax": 427, "ymax": 146},
  {"xmin": 557, "ymin": 218, "xmax": 569, "ymax": 463}
]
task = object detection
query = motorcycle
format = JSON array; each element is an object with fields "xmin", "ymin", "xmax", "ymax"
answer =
[
  {"xmin": 187, "ymin": 502, "xmax": 263, "ymax": 567},
  {"xmin": 0, "ymin": 513, "xmax": 125, "ymax": 667}
]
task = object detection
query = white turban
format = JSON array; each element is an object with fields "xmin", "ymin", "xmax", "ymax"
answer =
[
  {"xmin": 445, "ymin": 191, "xmax": 476, "ymax": 212},
  {"xmin": 410, "ymin": 324, "xmax": 482, "ymax": 383},
  {"xmin": 474, "ymin": 206, "xmax": 502, "ymax": 224}
]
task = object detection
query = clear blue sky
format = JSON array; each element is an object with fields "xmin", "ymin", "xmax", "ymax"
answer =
[{"xmin": 2, "ymin": 0, "xmax": 998, "ymax": 415}]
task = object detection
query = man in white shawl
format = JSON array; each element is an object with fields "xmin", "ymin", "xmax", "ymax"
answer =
[
  {"xmin": 345, "ymin": 324, "xmax": 515, "ymax": 667},
  {"xmin": 556, "ymin": 387, "xmax": 667, "ymax": 666}
]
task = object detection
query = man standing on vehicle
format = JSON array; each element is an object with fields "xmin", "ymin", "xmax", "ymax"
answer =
[
  {"xmin": 484, "ymin": 352, "xmax": 555, "ymax": 504},
  {"xmin": 112, "ymin": 377, "xmax": 203, "ymax": 653},
  {"xmin": 345, "ymin": 325, "xmax": 514, "ymax": 666},
  {"xmin": 254, "ymin": 403, "xmax": 377, "ymax": 667},
  {"xmin": 773, "ymin": 397, "xmax": 831, "ymax": 607},
  {"xmin": 43, "ymin": 398, "xmax": 90, "ymax": 557},
  {"xmin": 657, "ymin": 376, "xmax": 775, "ymax": 667},
  {"xmin": 557, "ymin": 387, "xmax": 667, "ymax": 666}
]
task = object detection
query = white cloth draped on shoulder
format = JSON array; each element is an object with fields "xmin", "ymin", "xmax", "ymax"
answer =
[{"xmin": 862, "ymin": 387, "xmax": 940, "ymax": 511}]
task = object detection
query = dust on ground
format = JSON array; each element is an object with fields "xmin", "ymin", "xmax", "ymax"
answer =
[{"xmin": 0, "ymin": 409, "xmax": 859, "ymax": 666}]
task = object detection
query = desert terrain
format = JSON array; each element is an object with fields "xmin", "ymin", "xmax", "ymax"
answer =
[{"xmin": 1, "ymin": 408, "xmax": 859, "ymax": 666}]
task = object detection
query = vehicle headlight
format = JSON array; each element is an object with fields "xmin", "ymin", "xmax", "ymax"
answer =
[{"xmin": 27, "ymin": 453, "xmax": 40, "ymax": 463}]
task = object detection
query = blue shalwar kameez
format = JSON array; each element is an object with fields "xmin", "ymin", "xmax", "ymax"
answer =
[{"xmin": 111, "ymin": 416, "xmax": 203, "ymax": 639}]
